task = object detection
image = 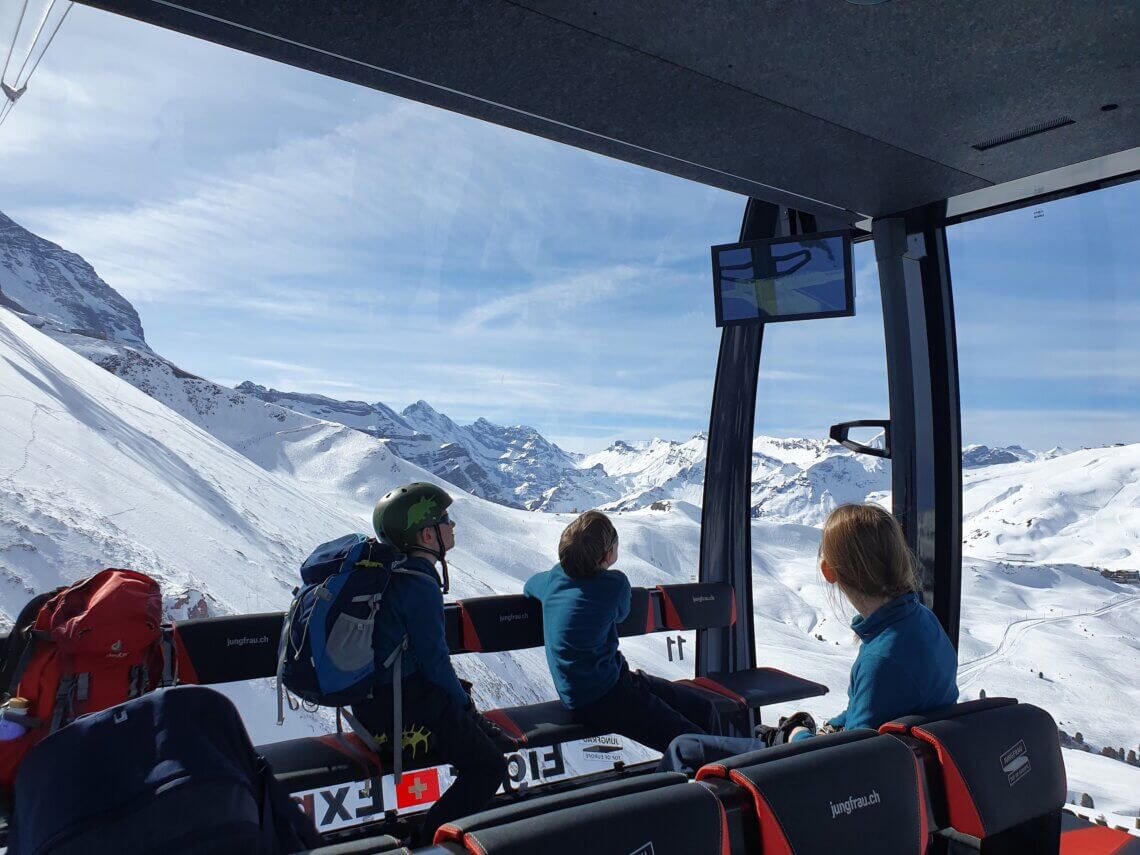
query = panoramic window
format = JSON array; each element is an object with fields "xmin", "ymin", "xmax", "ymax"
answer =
[
  {"xmin": 948, "ymin": 182, "xmax": 1140, "ymax": 822},
  {"xmin": 3, "ymin": 0, "xmax": 1137, "ymax": 841},
  {"xmin": 0, "ymin": 1, "xmax": 750, "ymax": 805},
  {"xmin": 744, "ymin": 240, "xmax": 893, "ymax": 723}
]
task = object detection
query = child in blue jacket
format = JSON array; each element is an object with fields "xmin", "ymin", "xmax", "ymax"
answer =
[
  {"xmin": 659, "ymin": 503, "xmax": 958, "ymax": 773},
  {"xmin": 525, "ymin": 511, "xmax": 720, "ymax": 753}
]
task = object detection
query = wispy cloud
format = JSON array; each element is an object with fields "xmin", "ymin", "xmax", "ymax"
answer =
[{"xmin": 1, "ymin": 7, "xmax": 1136, "ymax": 456}]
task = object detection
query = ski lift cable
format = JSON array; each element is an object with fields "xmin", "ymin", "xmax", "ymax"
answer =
[
  {"xmin": 1, "ymin": 0, "xmax": 32, "ymax": 84},
  {"xmin": 0, "ymin": 100, "xmax": 13, "ymax": 130},
  {"xmin": 12, "ymin": 0, "xmax": 71, "ymax": 89}
]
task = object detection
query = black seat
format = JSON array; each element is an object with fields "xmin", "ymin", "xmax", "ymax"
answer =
[
  {"xmin": 433, "ymin": 772, "xmax": 686, "ymax": 843},
  {"xmin": 434, "ymin": 773, "xmax": 726, "ymax": 855},
  {"xmin": 482, "ymin": 700, "xmax": 592, "ymax": 748},
  {"xmin": 258, "ymin": 733, "xmax": 387, "ymax": 792},
  {"xmin": 172, "ymin": 613, "xmax": 283, "ymax": 684},
  {"xmin": 881, "ymin": 698, "xmax": 1066, "ymax": 851},
  {"xmin": 686, "ymin": 668, "xmax": 829, "ymax": 711},
  {"xmin": 297, "ymin": 835, "xmax": 409, "ymax": 854},
  {"xmin": 699, "ymin": 730, "xmax": 930, "ymax": 854}
]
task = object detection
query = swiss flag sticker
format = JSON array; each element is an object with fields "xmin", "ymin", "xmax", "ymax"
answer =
[{"xmin": 395, "ymin": 769, "xmax": 441, "ymax": 809}]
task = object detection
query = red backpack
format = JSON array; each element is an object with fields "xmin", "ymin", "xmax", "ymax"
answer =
[{"xmin": 0, "ymin": 569, "xmax": 165, "ymax": 793}]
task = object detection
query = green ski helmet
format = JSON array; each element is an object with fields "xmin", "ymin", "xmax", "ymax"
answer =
[{"xmin": 373, "ymin": 483, "xmax": 455, "ymax": 591}]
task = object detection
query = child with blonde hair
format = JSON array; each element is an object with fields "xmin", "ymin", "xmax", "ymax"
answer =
[{"xmin": 659, "ymin": 503, "xmax": 958, "ymax": 773}]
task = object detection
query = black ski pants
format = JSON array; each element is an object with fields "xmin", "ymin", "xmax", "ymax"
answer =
[
  {"xmin": 570, "ymin": 663, "xmax": 721, "ymax": 754},
  {"xmin": 353, "ymin": 675, "xmax": 507, "ymax": 846}
]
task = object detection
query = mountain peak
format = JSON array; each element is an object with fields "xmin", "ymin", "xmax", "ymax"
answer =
[{"xmin": 0, "ymin": 209, "xmax": 149, "ymax": 350}]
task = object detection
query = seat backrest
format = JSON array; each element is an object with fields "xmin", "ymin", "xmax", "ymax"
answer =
[
  {"xmin": 172, "ymin": 612, "xmax": 283, "ymax": 684},
  {"xmin": 882, "ymin": 700, "xmax": 1065, "ymax": 840},
  {"xmin": 435, "ymin": 772, "xmax": 686, "ymax": 841},
  {"xmin": 704, "ymin": 732, "xmax": 929, "ymax": 855},
  {"xmin": 458, "ymin": 587, "xmax": 655, "ymax": 652},
  {"xmin": 656, "ymin": 582, "xmax": 735, "ymax": 630},
  {"xmin": 169, "ymin": 584, "xmax": 677, "ymax": 682},
  {"xmin": 456, "ymin": 595, "xmax": 544, "ymax": 653},
  {"xmin": 696, "ymin": 728, "xmax": 874, "ymax": 779},
  {"xmin": 436, "ymin": 777, "xmax": 727, "ymax": 855}
]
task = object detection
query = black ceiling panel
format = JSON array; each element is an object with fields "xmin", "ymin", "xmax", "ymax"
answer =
[{"xmin": 75, "ymin": 0, "xmax": 1140, "ymax": 221}]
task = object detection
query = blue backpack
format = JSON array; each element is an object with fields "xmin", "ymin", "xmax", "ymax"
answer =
[
  {"xmin": 275, "ymin": 534, "xmax": 414, "ymax": 778},
  {"xmin": 9, "ymin": 686, "xmax": 321, "ymax": 854}
]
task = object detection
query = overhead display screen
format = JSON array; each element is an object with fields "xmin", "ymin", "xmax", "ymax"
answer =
[{"xmin": 711, "ymin": 230, "xmax": 854, "ymax": 326}]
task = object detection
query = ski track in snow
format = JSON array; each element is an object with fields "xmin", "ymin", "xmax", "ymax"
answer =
[{"xmin": 958, "ymin": 593, "xmax": 1140, "ymax": 683}]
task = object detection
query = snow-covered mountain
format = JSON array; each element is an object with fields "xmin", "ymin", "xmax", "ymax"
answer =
[
  {"xmin": 2, "ymin": 305, "xmax": 1137, "ymax": 817},
  {"xmin": 0, "ymin": 211, "xmax": 149, "ymax": 351},
  {"xmin": 232, "ymin": 384, "xmax": 619, "ymax": 511},
  {"xmin": 2, "ymin": 209, "xmax": 1137, "ymax": 819},
  {"xmin": 583, "ymin": 434, "xmax": 889, "ymax": 525}
]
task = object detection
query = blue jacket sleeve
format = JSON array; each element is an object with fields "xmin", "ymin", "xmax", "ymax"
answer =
[
  {"xmin": 841, "ymin": 653, "xmax": 919, "ymax": 731},
  {"xmin": 523, "ymin": 573, "xmax": 543, "ymax": 601},
  {"xmin": 403, "ymin": 577, "xmax": 470, "ymax": 710},
  {"xmin": 613, "ymin": 572, "xmax": 631, "ymax": 624}
]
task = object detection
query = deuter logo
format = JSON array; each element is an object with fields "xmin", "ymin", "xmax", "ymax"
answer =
[
  {"xmin": 691, "ymin": 595, "xmax": 715, "ymax": 604},
  {"xmin": 1001, "ymin": 740, "xmax": 1032, "ymax": 786},
  {"xmin": 829, "ymin": 789, "xmax": 881, "ymax": 819},
  {"xmin": 499, "ymin": 613, "xmax": 528, "ymax": 623},
  {"xmin": 227, "ymin": 635, "xmax": 270, "ymax": 647},
  {"xmin": 629, "ymin": 843, "xmax": 655, "ymax": 855}
]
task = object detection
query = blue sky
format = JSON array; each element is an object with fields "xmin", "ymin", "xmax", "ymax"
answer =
[{"xmin": 0, "ymin": 6, "xmax": 1136, "ymax": 453}]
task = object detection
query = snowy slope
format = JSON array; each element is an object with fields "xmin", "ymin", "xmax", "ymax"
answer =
[
  {"xmin": 2, "ymin": 306, "xmax": 1138, "ymax": 808},
  {"xmin": 2, "ymin": 205, "xmax": 1138, "ymax": 808},
  {"xmin": 962, "ymin": 445, "xmax": 1140, "ymax": 571}
]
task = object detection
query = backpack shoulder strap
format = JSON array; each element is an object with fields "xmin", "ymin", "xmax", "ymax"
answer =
[{"xmin": 0, "ymin": 588, "xmax": 64, "ymax": 699}]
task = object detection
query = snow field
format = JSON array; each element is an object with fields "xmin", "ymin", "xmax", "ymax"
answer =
[{"xmin": 2, "ymin": 306, "xmax": 1138, "ymax": 810}]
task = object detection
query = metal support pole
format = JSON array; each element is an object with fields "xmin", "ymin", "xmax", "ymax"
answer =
[
  {"xmin": 872, "ymin": 208, "xmax": 963, "ymax": 647},
  {"xmin": 696, "ymin": 203, "xmax": 838, "ymax": 674}
]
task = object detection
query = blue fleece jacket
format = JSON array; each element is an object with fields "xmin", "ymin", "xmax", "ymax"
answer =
[
  {"xmin": 370, "ymin": 555, "xmax": 469, "ymax": 710},
  {"xmin": 827, "ymin": 592, "xmax": 958, "ymax": 731},
  {"xmin": 524, "ymin": 564, "xmax": 631, "ymax": 709}
]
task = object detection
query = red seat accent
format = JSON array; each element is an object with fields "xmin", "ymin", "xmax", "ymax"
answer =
[
  {"xmin": 910, "ymin": 725, "xmax": 986, "ymax": 839},
  {"xmin": 728, "ymin": 769, "xmax": 794, "ymax": 855},
  {"xmin": 482, "ymin": 709, "xmax": 526, "ymax": 744},
  {"xmin": 658, "ymin": 586, "xmax": 685, "ymax": 631},
  {"xmin": 170, "ymin": 626, "xmax": 199, "ymax": 685},
  {"xmin": 1061, "ymin": 826, "xmax": 1137, "ymax": 855},
  {"xmin": 458, "ymin": 602, "xmax": 484, "ymax": 652},
  {"xmin": 686, "ymin": 676, "xmax": 747, "ymax": 707}
]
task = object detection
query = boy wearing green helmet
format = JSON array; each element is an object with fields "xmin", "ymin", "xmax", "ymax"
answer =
[{"xmin": 355, "ymin": 482, "xmax": 511, "ymax": 846}]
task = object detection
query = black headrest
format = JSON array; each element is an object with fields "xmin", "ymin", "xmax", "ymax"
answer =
[
  {"xmin": 710, "ymin": 734, "xmax": 929, "ymax": 855},
  {"xmin": 904, "ymin": 702, "xmax": 1064, "ymax": 838},
  {"xmin": 457, "ymin": 595, "xmax": 544, "ymax": 653},
  {"xmin": 657, "ymin": 583, "xmax": 735, "ymax": 630},
  {"xmin": 696, "ymin": 728, "xmax": 874, "ymax": 779},
  {"xmin": 173, "ymin": 613, "xmax": 283, "ymax": 684},
  {"xmin": 435, "ymin": 772, "xmax": 686, "ymax": 842},
  {"xmin": 879, "ymin": 696, "xmax": 1017, "ymax": 734},
  {"xmin": 437, "ymin": 779, "xmax": 726, "ymax": 855}
]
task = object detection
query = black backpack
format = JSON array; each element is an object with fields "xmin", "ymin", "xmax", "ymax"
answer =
[{"xmin": 7, "ymin": 685, "xmax": 321, "ymax": 854}]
